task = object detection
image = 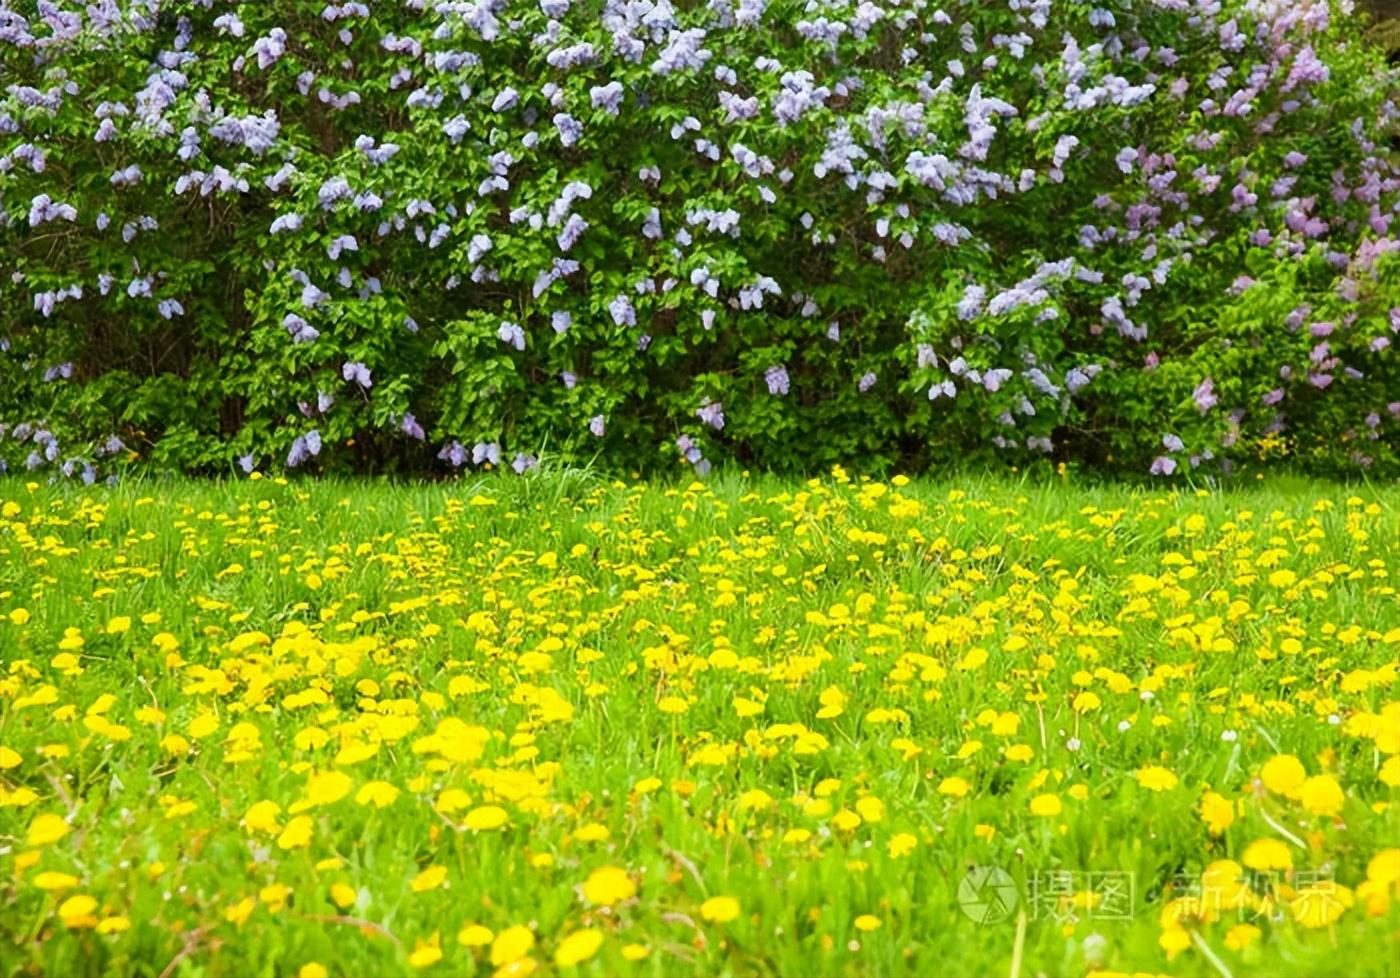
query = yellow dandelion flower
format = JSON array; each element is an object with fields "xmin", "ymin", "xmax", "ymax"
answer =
[
  {"xmin": 1136, "ymin": 765, "xmax": 1179, "ymax": 792},
  {"xmin": 435, "ymin": 789, "xmax": 473, "ymax": 814},
  {"xmin": 242, "ymin": 800, "xmax": 282, "ymax": 834},
  {"xmin": 355, "ymin": 781, "xmax": 400, "ymax": 809},
  {"xmin": 494, "ymin": 959, "xmax": 537, "ymax": 978},
  {"xmin": 1199, "ymin": 791, "xmax": 1235, "ymax": 836},
  {"xmin": 276, "ymin": 815, "xmax": 314, "ymax": 850},
  {"xmin": 27, "ymin": 813, "xmax": 70, "ymax": 847},
  {"xmin": 1224, "ymin": 923, "xmax": 1260, "ymax": 951},
  {"xmin": 938, "ymin": 776, "xmax": 971, "ymax": 798},
  {"xmin": 1259, "ymin": 754, "xmax": 1306, "ymax": 798},
  {"xmin": 408, "ymin": 933, "xmax": 443, "ymax": 969},
  {"xmin": 224, "ymin": 897, "xmax": 256, "ymax": 926},
  {"xmin": 737, "ymin": 789, "xmax": 774, "ymax": 811},
  {"xmin": 1380, "ymin": 756, "xmax": 1400, "ymax": 788},
  {"xmin": 490, "ymin": 925, "xmax": 536, "ymax": 967},
  {"xmin": 305, "ymin": 770, "xmax": 353, "ymax": 808},
  {"xmin": 187, "ymin": 713, "xmax": 219, "ymax": 739},
  {"xmin": 1368, "ymin": 849, "xmax": 1400, "ymax": 886},
  {"xmin": 96, "ymin": 916, "xmax": 130, "ymax": 935},
  {"xmin": 1241, "ymin": 838, "xmax": 1293, "ymax": 872},
  {"xmin": 831, "ymin": 809, "xmax": 862, "ymax": 832},
  {"xmin": 700, "ymin": 895, "xmax": 740, "ymax": 923},
  {"xmin": 573, "ymin": 822, "xmax": 609, "ymax": 842},
  {"xmin": 582, "ymin": 866, "xmax": 635, "ymax": 906},
  {"xmin": 458, "ymin": 924, "xmax": 494, "ymax": 948},
  {"xmin": 58, "ymin": 895, "xmax": 98, "ymax": 928},
  {"xmin": 464, "ymin": 805, "xmax": 509, "ymax": 831},
  {"xmin": 855, "ymin": 796, "xmax": 885, "ymax": 823},
  {"xmin": 1158, "ymin": 926, "xmax": 1190, "ymax": 960},
  {"xmin": 1290, "ymin": 882, "xmax": 1353, "ymax": 929},
  {"xmin": 553, "ymin": 929, "xmax": 603, "ymax": 967},
  {"xmin": 888, "ymin": 833, "xmax": 917, "ymax": 858},
  {"xmin": 1298, "ymin": 774, "xmax": 1344, "ymax": 817},
  {"xmin": 411, "ymin": 865, "xmax": 448, "ymax": 892}
]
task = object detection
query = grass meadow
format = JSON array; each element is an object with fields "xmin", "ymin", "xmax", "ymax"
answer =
[{"xmin": 1, "ymin": 470, "xmax": 1398, "ymax": 977}]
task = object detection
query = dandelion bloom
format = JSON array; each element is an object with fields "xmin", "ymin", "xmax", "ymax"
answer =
[{"xmin": 700, "ymin": 895, "xmax": 741, "ymax": 923}]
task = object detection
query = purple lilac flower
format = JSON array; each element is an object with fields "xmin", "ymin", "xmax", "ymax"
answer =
[
  {"xmin": 553, "ymin": 113, "xmax": 583, "ymax": 146},
  {"xmin": 284, "ymin": 314, "xmax": 319, "ymax": 344},
  {"xmin": 287, "ymin": 430, "xmax": 322, "ymax": 467},
  {"xmin": 589, "ymin": 415, "xmax": 606, "ymax": 437},
  {"xmin": 983, "ymin": 369, "xmax": 1012, "ymax": 392},
  {"xmin": 443, "ymin": 114, "xmax": 470, "ymax": 143},
  {"xmin": 318, "ymin": 176, "xmax": 352, "ymax": 208},
  {"xmin": 557, "ymin": 213, "xmax": 588, "ymax": 251},
  {"xmin": 28, "ymin": 194, "xmax": 78, "ymax": 226},
  {"xmin": 1065, "ymin": 365, "xmax": 1101, "ymax": 393},
  {"xmin": 590, "ymin": 81, "xmax": 624, "ymax": 114},
  {"xmin": 342, "ymin": 361, "xmax": 372, "ymax": 387},
  {"xmin": 609, "ymin": 295, "xmax": 635, "ymax": 327},
  {"xmin": 437, "ymin": 441, "xmax": 466, "ymax": 467},
  {"xmin": 270, "ymin": 213, "xmax": 303, "ymax": 234},
  {"xmin": 764, "ymin": 365, "xmax": 790, "ymax": 396},
  {"xmin": 697, "ymin": 400, "xmax": 725, "ymax": 430},
  {"xmin": 498, "ymin": 321, "xmax": 525, "ymax": 350},
  {"xmin": 327, "ymin": 234, "xmax": 358, "ymax": 260},
  {"xmin": 1192, "ymin": 377, "xmax": 1218, "ymax": 413}
]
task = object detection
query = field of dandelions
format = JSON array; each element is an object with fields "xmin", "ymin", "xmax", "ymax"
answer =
[{"xmin": 0, "ymin": 471, "xmax": 1397, "ymax": 977}]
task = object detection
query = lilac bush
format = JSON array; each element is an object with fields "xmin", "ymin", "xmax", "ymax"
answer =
[{"xmin": 0, "ymin": 0, "xmax": 1396, "ymax": 478}]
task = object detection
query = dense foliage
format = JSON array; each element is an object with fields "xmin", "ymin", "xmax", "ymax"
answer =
[{"xmin": 1, "ymin": 0, "xmax": 1398, "ymax": 479}]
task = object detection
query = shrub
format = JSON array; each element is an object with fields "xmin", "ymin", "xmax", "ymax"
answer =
[{"xmin": 1, "ymin": 0, "xmax": 1397, "ymax": 479}]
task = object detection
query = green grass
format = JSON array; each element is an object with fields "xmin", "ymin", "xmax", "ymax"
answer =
[{"xmin": 1, "ymin": 470, "xmax": 1398, "ymax": 978}]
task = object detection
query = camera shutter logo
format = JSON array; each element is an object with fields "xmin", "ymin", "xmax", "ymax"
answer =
[{"xmin": 957, "ymin": 866, "xmax": 1018, "ymax": 924}]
